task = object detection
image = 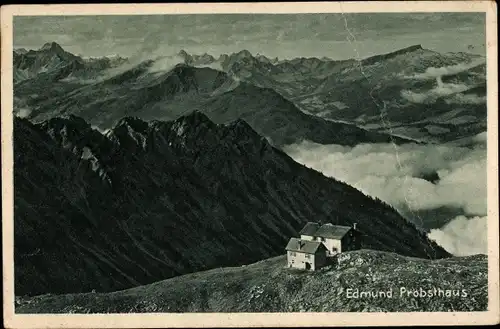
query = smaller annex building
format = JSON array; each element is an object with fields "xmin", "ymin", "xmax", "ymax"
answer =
[
  {"xmin": 285, "ymin": 237, "xmax": 328, "ymax": 271},
  {"xmin": 285, "ymin": 222, "xmax": 359, "ymax": 271}
]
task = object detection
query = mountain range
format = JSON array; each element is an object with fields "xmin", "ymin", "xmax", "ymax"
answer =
[
  {"xmin": 13, "ymin": 44, "xmax": 412, "ymax": 147},
  {"xmin": 257, "ymin": 47, "xmax": 484, "ymax": 143},
  {"xmin": 14, "ymin": 42, "xmax": 486, "ymax": 145},
  {"xmin": 14, "ymin": 112, "xmax": 448, "ymax": 297},
  {"xmin": 175, "ymin": 45, "xmax": 486, "ymax": 143}
]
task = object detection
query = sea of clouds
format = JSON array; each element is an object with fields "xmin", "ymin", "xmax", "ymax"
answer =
[
  {"xmin": 400, "ymin": 59, "xmax": 486, "ymax": 105},
  {"xmin": 409, "ymin": 59, "xmax": 485, "ymax": 80},
  {"xmin": 284, "ymin": 136, "xmax": 487, "ymax": 257}
]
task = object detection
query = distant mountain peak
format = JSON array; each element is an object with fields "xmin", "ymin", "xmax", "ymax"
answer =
[
  {"xmin": 234, "ymin": 49, "xmax": 253, "ymax": 58},
  {"xmin": 171, "ymin": 111, "xmax": 217, "ymax": 134},
  {"xmin": 361, "ymin": 44, "xmax": 424, "ymax": 65},
  {"xmin": 170, "ymin": 62, "xmax": 190, "ymax": 71},
  {"xmin": 108, "ymin": 117, "xmax": 151, "ymax": 150},
  {"xmin": 40, "ymin": 41, "xmax": 65, "ymax": 53},
  {"xmin": 255, "ymin": 54, "xmax": 273, "ymax": 64},
  {"xmin": 114, "ymin": 116, "xmax": 150, "ymax": 132},
  {"xmin": 178, "ymin": 49, "xmax": 190, "ymax": 59},
  {"xmin": 179, "ymin": 110, "xmax": 211, "ymax": 122},
  {"xmin": 14, "ymin": 48, "xmax": 28, "ymax": 54},
  {"xmin": 110, "ymin": 112, "xmax": 218, "ymax": 150},
  {"xmin": 409, "ymin": 44, "xmax": 423, "ymax": 50},
  {"xmin": 168, "ymin": 63, "xmax": 202, "ymax": 80},
  {"xmin": 110, "ymin": 112, "xmax": 266, "ymax": 154},
  {"xmin": 41, "ymin": 114, "xmax": 91, "ymax": 131},
  {"xmin": 218, "ymin": 54, "xmax": 229, "ymax": 61},
  {"xmin": 227, "ymin": 118, "xmax": 257, "ymax": 134},
  {"xmin": 224, "ymin": 118, "xmax": 266, "ymax": 145}
]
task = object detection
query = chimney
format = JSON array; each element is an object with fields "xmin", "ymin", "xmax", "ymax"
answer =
[{"xmin": 298, "ymin": 241, "xmax": 304, "ymax": 250}]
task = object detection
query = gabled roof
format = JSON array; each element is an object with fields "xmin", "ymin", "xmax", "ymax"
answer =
[
  {"xmin": 298, "ymin": 222, "xmax": 353, "ymax": 239},
  {"xmin": 314, "ymin": 223, "xmax": 352, "ymax": 239},
  {"xmin": 299, "ymin": 222, "xmax": 320, "ymax": 236},
  {"xmin": 285, "ymin": 237, "xmax": 326, "ymax": 254}
]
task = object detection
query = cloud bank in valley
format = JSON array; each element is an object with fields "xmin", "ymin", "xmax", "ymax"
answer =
[
  {"xmin": 401, "ymin": 78, "xmax": 471, "ymax": 104},
  {"xmin": 445, "ymin": 93, "xmax": 487, "ymax": 105},
  {"xmin": 428, "ymin": 215, "xmax": 487, "ymax": 257},
  {"xmin": 408, "ymin": 59, "xmax": 486, "ymax": 80},
  {"xmin": 400, "ymin": 60, "xmax": 486, "ymax": 104},
  {"xmin": 15, "ymin": 108, "xmax": 32, "ymax": 118},
  {"xmin": 194, "ymin": 61, "xmax": 224, "ymax": 72},
  {"xmin": 147, "ymin": 54, "xmax": 185, "ymax": 73},
  {"xmin": 283, "ymin": 136, "xmax": 487, "ymax": 256}
]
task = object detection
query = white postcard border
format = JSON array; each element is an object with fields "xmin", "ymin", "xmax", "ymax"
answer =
[{"xmin": 1, "ymin": 2, "xmax": 498, "ymax": 328}]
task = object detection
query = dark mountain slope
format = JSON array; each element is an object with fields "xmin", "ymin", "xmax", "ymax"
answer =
[
  {"xmin": 14, "ymin": 113, "xmax": 448, "ymax": 297},
  {"xmin": 20, "ymin": 63, "xmax": 233, "ymax": 124},
  {"xmin": 199, "ymin": 83, "xmax": 410, "ymax": 146},
  {"xmin": 22, "ymin": 62, "xmax": 411, "ymax": 147},
  {"xmin": 16, "ymin": 251, "xmax": 487, "ymax": 313}
]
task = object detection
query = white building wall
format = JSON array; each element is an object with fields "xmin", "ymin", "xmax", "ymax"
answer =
[
  {"xmin": 287, "ymin": 251, "xmax": 317, "ymax": 270},
  {"xmin": 323, "ymin": 238, "xmax": 342, "ymax": 255}
]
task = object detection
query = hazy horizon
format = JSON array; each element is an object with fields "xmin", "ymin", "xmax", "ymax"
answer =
[{"xmin": 14, "ymin": 13, "xmax": 486, "ymax": 60}]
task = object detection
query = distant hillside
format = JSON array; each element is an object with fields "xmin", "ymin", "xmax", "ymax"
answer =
[
  {"xmin": 17, "ymin": 62, "xmax": 411, "ymax": 147},
  {"xmin": 288, "ymin": 47, "xmax": 486, "ymax": 143},
  {"xmin": 177, "ymin": 46, "xmax": 486, "ymax": 143},
  {"xmin": 360, "ymin": 44, "xmax": 424, "ymax": 66},
  {"xmin": 14, "ymin": 113, "xmax": 448, "ymax": 297},
  {"xmin": 16, "ymin": 250, "xmax": 486, "ymax": 313}
]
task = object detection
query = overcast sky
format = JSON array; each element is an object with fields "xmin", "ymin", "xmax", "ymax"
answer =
[{"xmin": 14, "ymin": 13, "xmax": 486, "ymax": 60}]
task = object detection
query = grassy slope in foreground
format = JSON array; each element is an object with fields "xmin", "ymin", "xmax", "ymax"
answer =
[{"xmin": 16, "ymin": 250, "xmax": 487, "ymax": 313}]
